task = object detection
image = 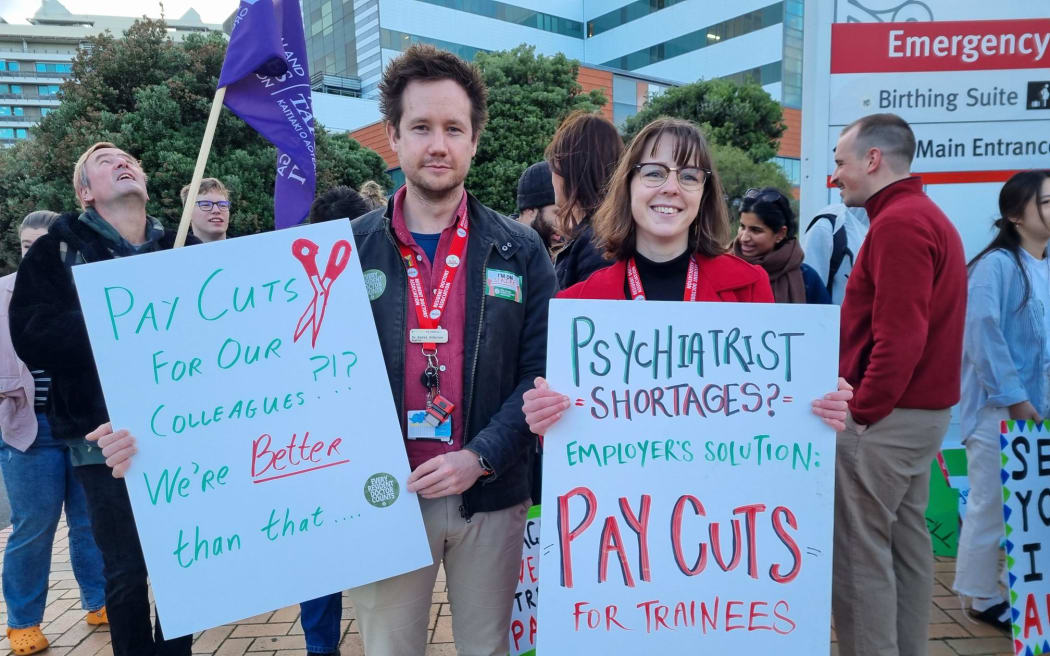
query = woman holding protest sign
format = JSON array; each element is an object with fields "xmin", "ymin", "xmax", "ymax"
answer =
[
  {"xmin": 0, "ymin": 211, "xmax": 107, "ymax": 655},
  {"xmin": 733, "ymin": 186, "xmax": 831, "ymax": 304},
  {"xmin": 522, "ymin": 117, "xmax": 851, "ymax": 434},
  {"xmin": 953, "ymin": 169, "xmax": 1050, "ymax": 631}
]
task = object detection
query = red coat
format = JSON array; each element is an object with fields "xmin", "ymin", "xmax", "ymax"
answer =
[{"xmin": 557, "ymin": 253, "xmax": 774, "ymax": 302}]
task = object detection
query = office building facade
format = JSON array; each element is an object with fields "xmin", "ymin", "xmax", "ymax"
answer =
[{"xmin": 0, "ymin": 0, "xmax": 221, "ymax": 145}]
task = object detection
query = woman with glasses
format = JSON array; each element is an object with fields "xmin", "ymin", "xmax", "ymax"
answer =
[
  {"xmin": 953, "ymin": 170, "xmax": 1050, "ymax": 631},
  {"xmin": 735, "ymin": 187, "xmax": 831, "ymax": 304},
  {"xmin": 521, "ymin": 118, "xmax": 851, "ymax": 434},
  {"xmin": 181, "ymin": 177, "xmax": 231, "ymax": 243}
]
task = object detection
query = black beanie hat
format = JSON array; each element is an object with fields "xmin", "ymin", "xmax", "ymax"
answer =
[{"xmin": 516, "ymin": 161, "xmax": 556, "ymax": 212}]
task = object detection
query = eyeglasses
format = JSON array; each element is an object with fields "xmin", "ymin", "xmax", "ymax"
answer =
[
  {"xmin": 195, "ymin": 200, "xmax": 231, "ymax": 211},
  {"xmin": 633, "ymin": 163, "xmax": 709, "ymax": 191}
]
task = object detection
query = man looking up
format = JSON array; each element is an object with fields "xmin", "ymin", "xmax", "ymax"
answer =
[
  {"xmin": 9, "ymin": 143, "xmax": 194, "ymax": 656},
  {"xmin": 830, "ymin": 114, "xmax": 967, "ymax": 656},
  {"xmin": 180, "ymin": 177, "xmax": 230, "ymax": 243}
]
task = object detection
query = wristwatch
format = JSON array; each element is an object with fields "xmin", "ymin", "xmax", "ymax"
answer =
[{"xmin": 475, "ymin": 452, "xmax": 493, "ymax": 476}]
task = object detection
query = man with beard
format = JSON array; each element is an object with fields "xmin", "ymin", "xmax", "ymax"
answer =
[
  {"xmin": 333, "ymin": 44, "xmax": 556, "ymax": 654},
  {"xmin": 515, "ymin": 160, "xmax": 561, "ymax": 252}
]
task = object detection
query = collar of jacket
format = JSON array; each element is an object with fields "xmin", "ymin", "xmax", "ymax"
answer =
[
  {"xmin": 370, "ymin": 190, "xmax": 524, "ymax": 260},
  {"xmin": 578, "ymin": 253, "xmax": 766, "ymax": 298},
  {"xmin": 863, "ymin": 175, "xmax": 923, "ymax": 220}
]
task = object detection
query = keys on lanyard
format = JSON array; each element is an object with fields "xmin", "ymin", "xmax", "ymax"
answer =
[
  {"xmin": 397, "ymin": 212, "xmax": 470, "ymax": 428},
  {"xmin": 421, "ymin": 351, "xmax": 455, "ymax": 427}
]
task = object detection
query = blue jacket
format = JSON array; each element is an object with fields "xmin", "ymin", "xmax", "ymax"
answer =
[{"xmin": 960, "ymin": 248, "xmax": 1049, "ymax": 438}]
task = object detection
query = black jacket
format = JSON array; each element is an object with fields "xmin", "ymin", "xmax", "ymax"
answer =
[
  {"xmin": 9, "ymin": 211, "xmax": 192, "ymax": 441},
  {"xmin": 352, "ymin": 193, "xmax": 556, "ymax": 516},
  {"xmin": 554, "ymin": 220, "xmax": 611, "ymax": 290}
]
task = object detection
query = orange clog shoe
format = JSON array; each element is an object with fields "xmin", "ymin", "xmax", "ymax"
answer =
[
  {"xmin": 6, "ymin": 626, "xmax": 49, "ymax": 654},
  {"xmin": 85, "ymin": 606, "xmax": 108, "ymax": 625}
]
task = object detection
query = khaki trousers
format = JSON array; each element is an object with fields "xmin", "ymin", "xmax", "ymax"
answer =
[
  {"xmin": 347, "ymin": 495, "xmax": 529, "ymax": 656},
  {"xmin": 832, "ymin": 407, "xmax": 950, "ymax": 656}
]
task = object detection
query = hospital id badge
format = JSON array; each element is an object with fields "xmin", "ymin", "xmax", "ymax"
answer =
[
  {"xmin": 407, "ymin": 409, "xmax": 453, "ymax": 444},
  {"xmin": 410, "ymin": 328, "xmax": 449, "ymax": 344}
]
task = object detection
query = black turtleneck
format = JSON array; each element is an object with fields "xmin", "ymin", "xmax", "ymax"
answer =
[{"xmin": 624, "ymin": 249, "xmax": 694, "ymax": 301}]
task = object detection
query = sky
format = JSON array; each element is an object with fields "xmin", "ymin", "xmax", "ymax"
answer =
[{"xmin": 0, "ymin": 0, "xmax": 241, "ymax": 25}]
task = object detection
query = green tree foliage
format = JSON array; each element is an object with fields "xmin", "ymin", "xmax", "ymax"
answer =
[
  {"xmin": 621, "ymin": 78, "xmax": 786, "ymax": 163},
  {"xmin": 465, "ymin": 45, "xmax": 607, "ymax": 215},
  {"xmin": 0, "ymin": 19, "xmax": 391, "ymax": 271},
  {"xmin": 710, "ymin": 143, "xmax": 795, "ymax": 225}
]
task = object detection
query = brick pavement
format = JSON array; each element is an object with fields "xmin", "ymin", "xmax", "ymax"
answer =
[{"xmin": 0, "ymin": 517, "xmax": 1014, "ymax": 655}]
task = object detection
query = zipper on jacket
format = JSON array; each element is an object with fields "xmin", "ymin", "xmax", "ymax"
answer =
[{"xmin": 460, "ymin": 243, "xmax": 493, "ymax": 522}]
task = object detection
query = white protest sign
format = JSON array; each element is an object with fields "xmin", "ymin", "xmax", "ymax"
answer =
[
  {"xmin": 72, "ymin": 220, "xmax": 431, "ymax": 637},
  {"xmin": 537, "ymin": 300, "xmax": 839, "ymax": 653},
  {"xmin": 509, "ymin": 505, "xmax": 540, "ymax": 656},
  {"xmin": 1001, "ymin": 420, "xmax": 1050, "ymax": 654},
  {"xmin": 801, "ymin": 1, "xmax": 1050, "ymax": 259}
]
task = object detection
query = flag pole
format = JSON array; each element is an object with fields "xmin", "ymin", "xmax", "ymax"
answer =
[{"xmin": 175, "ymin": 86, "xmax": 227, "ymax": 248}]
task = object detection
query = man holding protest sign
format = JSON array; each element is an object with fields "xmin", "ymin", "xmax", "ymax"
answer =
[
  {"xmin": 344, "ymin": 44, "xmax": 556, "ymax": 654},
  {"xmin": 9, "ymin": 143, "xmax": 195, "ymax": 655},
  {"xmin": 830, "ymin": 113, "xmax": 967, "ymax": 656},
  {"xmin": 95, "ymin": 44, "xmax": 555, "ymax": 655}
]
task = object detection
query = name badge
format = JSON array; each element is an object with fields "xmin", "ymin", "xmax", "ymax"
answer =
[{"xmin": 410, "ymin": 328, "xmax": 449, "ymax": 344}]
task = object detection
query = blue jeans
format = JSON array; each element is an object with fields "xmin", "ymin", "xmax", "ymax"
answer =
[
  {"xmin": 74, "ymin": 464, "xmax": 191, "ymax": 656},
  {"xmin": 300, "ymin": 593, "xmax": 341, "ymax": 653},
  {"xmin": 0, "ymin": 413, "xmax": 106, "ymax": 628}
]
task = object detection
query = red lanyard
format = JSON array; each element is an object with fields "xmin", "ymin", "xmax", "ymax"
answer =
[
  {"xmin": 396, "ymin": 212, "xmax": 470, "ymax": 351},
  {"xmin": 626, "ymin": 256, "xmax": 700, "ymax": 301}
]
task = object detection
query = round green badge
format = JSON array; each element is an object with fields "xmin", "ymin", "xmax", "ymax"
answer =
[
  {"xmin": 364, "ymin": 473, "xmax": 399, "ymax": 508},
  {"xmin": 363, "ymin": 269, "xmax": 387, "ymax": 301}
]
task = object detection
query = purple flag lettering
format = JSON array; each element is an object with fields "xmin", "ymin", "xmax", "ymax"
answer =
[{"xmin": 219, "ymin": 0, "xmax": 315, "ymax": 229}]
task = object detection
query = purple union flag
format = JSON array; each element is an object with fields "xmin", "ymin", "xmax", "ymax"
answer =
[{"xmin": 219, "ymin": 0, "xmax": 315, "ymax": 229}]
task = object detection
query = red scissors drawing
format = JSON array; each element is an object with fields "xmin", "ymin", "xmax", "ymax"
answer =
[{"xmin": 292, "ymin": 238, "xmax": 352, "ymax": 347}]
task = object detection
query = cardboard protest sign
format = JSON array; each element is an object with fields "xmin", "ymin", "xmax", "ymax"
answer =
[
  {"xmin": 1000, "ymin": 420, "xmax": 1050, "ymax": 655},
  {"xmin": 72, "ymin": 221, "xmax": 431, "ymax": 636},
  {"xmin": 538, "ymin": 300, "xmax": 839, "ymax": 653},
  {"xmin": 509, "ymin": 505, "xmax": 540, "ymax": 656}
]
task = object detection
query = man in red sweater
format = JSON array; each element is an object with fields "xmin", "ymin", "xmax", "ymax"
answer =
[{"xmin": 830, "ymin": 113, "xmax": 966, "ymax": 656}]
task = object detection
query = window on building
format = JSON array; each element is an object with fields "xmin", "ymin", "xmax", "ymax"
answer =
[
  {"xmin": 0, "ymin": 128, "xmax": 13, "ymax": 139},
  {"xmin": 15, "ymin": 128, "xmax": 27, "ymax": 139},
  {"xmin": 40, "ymin": 107, "xmax": 53, "ymax": 117},
  {"xmin": 0, "ymin": 106, "xmax": 9, "ymax": 116},
  {"xmin": 720, "ymin": 61, "xmax": 782, "ymax": 87},
  {"xmin": 588, "ymin": 0, "xmax": 691, "ymax": 38},
  {"xmin": 1, "ymin": 61, "xmax": 18, "ymax": 71},
  {"xmin": 416, "ymin": 0, "xmax": 582, "ymax": 38},
  {"xmin": 379, "ymin": 28, "xmax": 487, "ymax": 62},
  {"xmin": 38, "ymin": 85, "xmax": 61, "ymax": 96},
  {"xmin": 0, "ymin": 84, "xmax": 23, "ymax": 95},
  {"xmin": 35, "ymin": 62, "xmax": 73, "ymax": 73},
  {"xmin": 772, "ymin": 156, "xmax": 801, "ymax": 186},
  {"xmin": 602, "ymin": 2, "xmax": 783, "ymax": 70},
  {"xmin": 781, "ymin": 0, "xmax": 803, "ymax": 107}
]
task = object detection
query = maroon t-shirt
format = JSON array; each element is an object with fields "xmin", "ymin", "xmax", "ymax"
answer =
[{"xmin": 391, "ymin": 187, "xmax": 469, "ymax": 469}]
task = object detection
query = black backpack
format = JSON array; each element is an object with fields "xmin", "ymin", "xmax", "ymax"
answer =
[{"xmin": 805, "ymin": 213, "xmax": 853, "ymax": 297}]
